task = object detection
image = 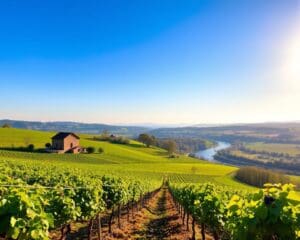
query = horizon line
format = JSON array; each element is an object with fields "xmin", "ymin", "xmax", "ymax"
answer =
[{"xmin": 1, "ymin": 118, "xmax": 300, "ymax": 128}]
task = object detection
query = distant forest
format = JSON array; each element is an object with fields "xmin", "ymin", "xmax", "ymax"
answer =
[{"xmin": 0, "ymin": 119, "xmax": 148, "ymax": 137}]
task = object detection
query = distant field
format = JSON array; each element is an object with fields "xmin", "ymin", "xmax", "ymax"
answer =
[
  {"xmin": 217, "ymin": 141, "xmax": 300, "ymax": 176},
  {"xmin": 0, "ymin": 128, "xmax": 299, "ymax": 200},
  {"xmin": 246, "ymin": 142, "xmax": 300, "ymax": 156},
  {"xmin": 229, "ymin": 150, "xmax": 258, "ymax": 160}
]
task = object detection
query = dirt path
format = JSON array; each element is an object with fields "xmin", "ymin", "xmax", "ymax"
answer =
[
  {"xmin": 132, "ymin": 186, "xmax": 188, "ymax": 239},
  {"xmin": 53, "ymin": 187, "xmax": 212, "ymax": 240}
]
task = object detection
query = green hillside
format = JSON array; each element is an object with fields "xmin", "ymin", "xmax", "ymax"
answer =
[{"xmin": 0, "ymin": 128, "xmax": 299, "ymax": 200}]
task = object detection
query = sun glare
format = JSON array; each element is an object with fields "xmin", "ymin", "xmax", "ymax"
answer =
[{"xmin": 281, "ymin": 23, "xmax": 300, "ymax": 91}]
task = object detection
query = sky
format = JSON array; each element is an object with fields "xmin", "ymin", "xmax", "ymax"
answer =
[{"xmin": 0, "ymin": 0, "xmax": 300, "ymax": 125}]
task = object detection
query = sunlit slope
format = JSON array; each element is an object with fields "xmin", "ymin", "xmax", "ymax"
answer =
[
  {"xmin": 0, "ymin": 128, "xmax": 195, "ymax": 164},
  {"xmin": 0, "ymin": 128, "xmax": 242, "ymax": 182},
  {"xmin": 0, "ymin": 128, "xmax": 53, "ymax": 148},
  {"xmin": 2, "ymin": 127, "xmax": 299, "ymax": 201}
]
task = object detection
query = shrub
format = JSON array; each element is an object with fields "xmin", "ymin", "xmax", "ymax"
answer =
[
  {"xmin": 27, "ymin": 144, "xmax": 35, "ymax": 152},
  {"xmin": 86, "ymin": 146, "xmax": 95, "ymax": 154},
  {"xmin": 45, "ymin": 143, "xmax": 51, "ymax": 148},
  {"xmin": 98, "ymin": 147, "xmax": 104, "ymax": 154},
  {"xmin": 94, "ymin": 135, "xmax": 130, "ymax": 145},
  {"xmin": 110, "ymin": 136, "xmax": 130, "ymax": 145},
  {"xmin": 1, "ymin": 123, "xmax": 11, "ymax": 128}
]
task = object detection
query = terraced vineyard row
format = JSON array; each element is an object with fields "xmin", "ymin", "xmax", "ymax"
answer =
[
  {"xmin": 169, "ymin": 182, "xmax": 300, "ymax": 240},
  {"xmin": 0, "ymin": 160, "xmax": 161, "ymax": 240}
]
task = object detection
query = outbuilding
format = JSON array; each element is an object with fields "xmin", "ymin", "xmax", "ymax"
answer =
[{"xmin": 51, "ymin": 132, "xmax": 82, "ymax": 153}]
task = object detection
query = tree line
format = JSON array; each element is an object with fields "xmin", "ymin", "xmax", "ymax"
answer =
[
  {"xmin": 137, "ymin": 133, "xmax": 177, "ymax": 157},
  {"xmin": 235, "ymin": 166, "xmax": 291, "ymax": 188}
]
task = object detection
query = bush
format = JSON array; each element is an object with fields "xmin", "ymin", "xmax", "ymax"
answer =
[
  {"xmin": 27, "ymin": 144, "xmax": 35, "ymax": 152},
  {"xmin": 98, "ymin": 147, "xmax": 104, "ymax": 154},
  {"xmin": 94, "ymin": 135, "xmax": 130, "ymax": 145},
  {"xmin": 94, "ymin": 135, "xmax": 130, "ymax": 144},
  {"xmin": 110, "ymin": 136, "xmax": 130, "ymax": 145},
  {"xmin": 86, "ymin": 146, "xmax": 95, "ymax": 154},
  {"xmin": 45, "ymin": 143, "xmax": 51, "ymax": 148},
  {"xmin": 2, "ymin": 123, "xmax": 11, "ymax": 128}
]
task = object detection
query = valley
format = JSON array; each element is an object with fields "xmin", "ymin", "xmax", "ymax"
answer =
[{"xmin": 0, "ymin": 127, "xmax": 299, "ymax": 240}]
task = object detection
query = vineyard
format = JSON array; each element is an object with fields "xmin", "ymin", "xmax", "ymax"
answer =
[
  {"xmin": 1, "ymin": 158, "xmax": 300, "ymax": 240},
  {"xmin": 2, "ymin": 0, "xmax": 300, "ymax": 238},
  {"xmin": 0, "ymin": 128, "xmax": 300, "ymax": 239},
  {"xmin": 0, "ymin": 160, "xmax": 160, "ymax": 240},
  {"xmin": 169, "ymin": 182, "xmax": 300, "ymax": 240}
]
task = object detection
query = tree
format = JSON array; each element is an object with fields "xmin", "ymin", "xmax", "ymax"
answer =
[
  {"xmin": 27, "ymin": 144, "xmax": 35, "ymax": 152},
  {"xmin": 138, "ymin": 134, "xmax": 148, "ymax": 146},
  {"xmin": 45, "ymin": 143, "xmax": 51, "ymax": 149},
  {"xmin": 164, "ymin": 140, "xmax": 177, "ymax": 156},
  {"xmin": 86, "ymin": 146, "xmax": 95, "ymax": 154},
  {"xmin": 2, "ymin": 123, "xmax": 11, "ymax": 128},
  {"xmin": 138, "ymin": 134, "xmax": 156, "ymax": 147}
]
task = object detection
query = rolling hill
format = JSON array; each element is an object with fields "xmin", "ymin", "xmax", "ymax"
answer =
[
  {"xmin": 0, "ymin": 128, "xmax": 299, "ymax": 239},
  {"xmin": 0, "ymin": 128, "xmax": 250, "ymax": 188},
  {"xmin": 0, "ymin": 127, "xmax": 299, "ymax": 200}
]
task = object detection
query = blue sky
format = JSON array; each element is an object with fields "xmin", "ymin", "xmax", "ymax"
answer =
[{"xmin": 1, "ymin": 0, "xmax": 300, "ymax": 124}]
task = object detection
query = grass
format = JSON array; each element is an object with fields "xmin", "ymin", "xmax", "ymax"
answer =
[{"xmin": 0, "ymin": 128, "xmax": 299, "ymax": 200}]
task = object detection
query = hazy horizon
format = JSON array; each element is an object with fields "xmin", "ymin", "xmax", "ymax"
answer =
[
  {"xmin": 2, "ymin": 118, "xmax": 300, "ymax": 128},
  {"xmin": 1, "ymin": 0, "xmax": 300, "ymax": 124}
]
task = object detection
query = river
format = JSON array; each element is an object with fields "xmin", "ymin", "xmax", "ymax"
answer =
[{"xmin": 195, "ymin": 141, "xmax": 231, "ymax": 162}]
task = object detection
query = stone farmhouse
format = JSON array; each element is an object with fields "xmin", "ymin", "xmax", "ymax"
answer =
[{"xmin": 50, "ymin": 132, "xmax": 84, "ymax": 153}]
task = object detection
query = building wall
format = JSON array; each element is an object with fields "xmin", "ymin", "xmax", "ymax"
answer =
[
  {"xmin": 52, "ymin": 139, "xmax": 64, "ymax": 150},
  {"xmin": 63, "ymin": 135, "xmax": 79, "ymax": 151},
  {"xmin": 71, "ymin": 147, "xmax": 82, "ymax": 154}
]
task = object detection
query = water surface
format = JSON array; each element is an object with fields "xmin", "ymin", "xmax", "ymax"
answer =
[{"xmin": 195, "ymin": 141, "xmax": 231, "ymax": 162}]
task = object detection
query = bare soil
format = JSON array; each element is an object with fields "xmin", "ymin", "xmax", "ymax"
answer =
[{"xmin": 51, "ymin": 187, "xmax": 212, "ymax": 240}]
